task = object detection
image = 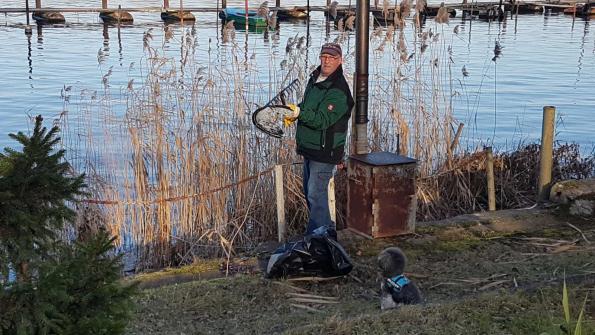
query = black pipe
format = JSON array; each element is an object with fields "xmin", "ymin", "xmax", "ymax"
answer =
[
  {"xmin": 355, "ymin": 0, "xmax": 369, "ymax": 125},
  {"xmin": 25, "ymin": 0, "xmax": 30, "ymax": 25}
]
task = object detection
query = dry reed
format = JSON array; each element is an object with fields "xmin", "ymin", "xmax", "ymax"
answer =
[{"xmin": 59, "ymin": 14, "xmax": 594, "ymax": 271}]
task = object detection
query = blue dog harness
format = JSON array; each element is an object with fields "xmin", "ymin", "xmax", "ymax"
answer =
[{"xmin": 386, "ymin": 275, "xmax": 410, "ymax": 292}]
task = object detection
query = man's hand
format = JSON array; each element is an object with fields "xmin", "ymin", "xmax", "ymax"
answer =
[{"xmin": 283, "ymin": 104, "xmax": 300, "ymax": 127}]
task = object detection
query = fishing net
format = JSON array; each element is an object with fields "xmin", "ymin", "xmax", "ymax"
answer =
[
  {"xmin": 252, "ymin": 105, "xmax": 294, "ymax": 138},
  {"xmin": 251, "ymin": 79, "xmax": 301, "ymax": 138}
]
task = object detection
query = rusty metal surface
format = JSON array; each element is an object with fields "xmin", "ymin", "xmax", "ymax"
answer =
[
  {"xmin": 347, "ymin": 153, "xmax": 417, "ymax": 238},
  {"xmin": 371, "ymin": 165, "xmax": 416, "ymax": 238},
  {"xmin": 347, "ymin": 159, "xmax": 374, "ymax": 237},
  {"xmin": 350, "ymin": 151, "xmax": 417, "ymax": 166}
]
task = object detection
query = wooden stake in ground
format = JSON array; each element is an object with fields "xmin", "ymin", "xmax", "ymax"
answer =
[
  {"xmin": 275, "ymin": 165, "xmax": 286, "ymax": 243},
  {"xmin": 537, "ymin": 106, "xmax": 555, "ymax": 202},
  {"xmin": 328, "ymin": 177, "xmax": 336, "ymax": 224},
  {"xmin": 486, "ymin": 146, "xmax": 496, "ymax": 211}
]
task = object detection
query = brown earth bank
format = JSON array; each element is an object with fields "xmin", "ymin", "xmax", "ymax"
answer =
[{"xmin": 126, "ymin": 207, "xmax": 595, "ymax": 334}]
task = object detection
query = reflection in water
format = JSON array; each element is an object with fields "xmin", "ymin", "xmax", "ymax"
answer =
[
  {"xmin": 102, "ymin": 22, "xmax": 109, "ymax": 44},
  {"xmin": 2, "ymin": 10, "xmax": 595, "ymax": 153},
  {"xmin": 26, "ymin": 32, "xmax": 32, "ymax": 82},
  {"xmin": 117, "ymin": 24, "xmax": 123, "ymax": 65},
  {"xmin": 101, "ymin": 23, "xmax": 127, "ymax": 66},
  {"xmin": 36, "ymin": 24, "xmax": 43, "ymax": 45},
  {"xmin": 575, "ymin": 20, "xmax": 589, "ymax": 88},
  {"xmin": 99, "ymin": 24, "xmax": 109, "ymax": 65}
]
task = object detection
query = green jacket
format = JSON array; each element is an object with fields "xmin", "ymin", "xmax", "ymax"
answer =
[{"xmin": 296, "ymin": 65, "xmax": 355, "ymax": 164}]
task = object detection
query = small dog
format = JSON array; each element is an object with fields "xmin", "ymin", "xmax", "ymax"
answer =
[{"xmin": 377, "ymin": 247, "xmax": 422, "ymax": 310}]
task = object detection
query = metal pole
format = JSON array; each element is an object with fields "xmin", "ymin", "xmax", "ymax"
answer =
[
  {"xmin": 306, "ymin": 0, "xmax": 310, "ymax": 72},
  {"xmin": 245, "ymin": 0, "xmax": 248, "ymax": 32},
  {"xmin": 537, "ymin": 106, "xmax": 556, "ymax": 202},
  {"xmin": 102, "ymin": 0, "xmax": 107, "ymax": 9},
  {"xmin": 355, "ymin": 0, "xmax": 370, "ymax": 154},
  {"xmin": 276, "ymin": 0, "xmax": 280, "ymax": 7},
  {"xmin": 25, "ymin": 0, "xmax": 32, "ymax": 35},
  {"xmin": 274, "ymin": 165, "xmax": 286, "ymax": 243},
  {"xmin": 486, "ymin": 147, "xmax": 496, "ymax": 211}
]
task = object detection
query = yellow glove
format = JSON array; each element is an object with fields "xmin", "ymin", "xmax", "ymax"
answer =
[
  {"xmin": 283, "ymin": 103, "xmax": 300, "ymax": 127},
  {"xmin": 287, "ymin": 103, "xmax": 300, "ymax": 114},
  {"xmin": 283, "ymin": 117, "xmax": 296, "ymax": 127}
]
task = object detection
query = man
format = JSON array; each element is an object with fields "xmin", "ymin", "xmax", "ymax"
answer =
[{"xmin": 285, "ymin": 42, "xmax": 355, "ymax": 234}]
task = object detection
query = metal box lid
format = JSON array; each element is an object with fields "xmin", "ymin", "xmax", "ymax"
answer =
[{"xmin": 349, "ymin": 151, "xmax": 417, "ymax": 166}]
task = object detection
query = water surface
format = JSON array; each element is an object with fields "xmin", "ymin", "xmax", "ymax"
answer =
[{"xmin": 1, "ymin": 1, "xmax": 594, "ymax": 151}]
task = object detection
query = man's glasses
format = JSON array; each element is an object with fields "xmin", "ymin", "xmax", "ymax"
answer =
[{"xmin": 319, "ymin": 55, "xmax": 340, "ymax": 61}]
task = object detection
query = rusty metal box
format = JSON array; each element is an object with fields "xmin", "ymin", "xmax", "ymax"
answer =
[{"xmin": 346, "ymin": 151, "xmax": 417, "ymax": 238}]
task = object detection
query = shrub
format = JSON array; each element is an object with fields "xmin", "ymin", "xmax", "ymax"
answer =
[{"xmin": 0, "ymin": 115, "xmax": 136, "ymax": 334}]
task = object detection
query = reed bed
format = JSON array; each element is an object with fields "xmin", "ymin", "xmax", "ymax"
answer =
[
  {"xmin": 59, "ymin": 4, "xmax": 594, "ymax": 270},
  {"xmin": 62, "ymin": 24, "xmax": 314, "ymax": 269},
  {"xmin": 416, "ymin": 143, "xmax": 595, "ymax": 221}
]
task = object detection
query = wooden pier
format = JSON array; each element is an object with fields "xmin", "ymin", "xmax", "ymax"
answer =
[
  {"xmin": 1, "ymin": 2, "xmax": 587, "ymax": 14},
  {"xmin": 1, "ymin": 1, "xmax": 592, "ymax": 24}
]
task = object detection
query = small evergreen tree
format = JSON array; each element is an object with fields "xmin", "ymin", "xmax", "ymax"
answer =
[
  {"xmin": 0, "ymin": 116, "xmax": 136, "ymax": 334},
  {"xmin": 0, "ymin": 115, "xmax": 85, "ymax": 283}
]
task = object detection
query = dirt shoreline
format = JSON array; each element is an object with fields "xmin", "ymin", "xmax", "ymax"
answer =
[{"xmin": 127, "ymin": 206, "xmax": 595, "ymax": 334}]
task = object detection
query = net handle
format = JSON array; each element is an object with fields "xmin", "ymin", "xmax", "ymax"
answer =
[{"xmin": 264, "ymin": 79, "xmax": 299, "ymax": 107}]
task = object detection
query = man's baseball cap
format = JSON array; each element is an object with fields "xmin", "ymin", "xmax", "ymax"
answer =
[{"xmin": 320, "ymin": 43, "xmax": 342, "ymax": 57}]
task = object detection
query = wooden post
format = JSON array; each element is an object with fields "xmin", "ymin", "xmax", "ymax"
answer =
[
  {"xmin": 486, "ymin": 147, "xmax": 496, "ymax": 211},
  {"xmin": 102, "ymin": 0, "xmax": 107, "ymax": 9},
  {"xmin": 222, "ymin": 0, "xmax": 227, "ymax": 9},
  {"xmin": 25, "ymin": 0, "xmax": 31, "ymax": 30},
  {"xmin": 450, "ymin": 122, "xmax": 465, "ymax": 154},
  {"xmin": 179, "ymin": 0, "xmax": 183, "ymax": 24},
  {"xmin": 163, "ymin": 0, "xmax": 169, "ymax": 9},
  {"xmin": 276, "ymin": 0, "xmax": 281, "ymax": 7},
  {"xmin": 537, "ymin": 106, "xmax": 556, "ymax": 202},
  {"xmin": 274, "ymin": 165, "xmax": 286, "ymax": 243},
  {"xmin": 328, "ymin": 177, "xmax": 336, "ymax": 225},
  {"xmin": 35, "ymin": 0, "xmax": 41, "ymax": 8}
]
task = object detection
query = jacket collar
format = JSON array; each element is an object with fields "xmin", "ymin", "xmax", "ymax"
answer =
[{"xmin": 309, "ymin": 65, "xmax": 344, "ymax": 88}]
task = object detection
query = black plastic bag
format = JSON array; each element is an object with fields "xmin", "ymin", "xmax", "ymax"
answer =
[{"xmin": 266, "ymin": 226, "xmax": 353, "ymax": 279}]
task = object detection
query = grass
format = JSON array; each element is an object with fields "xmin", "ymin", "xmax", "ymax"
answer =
[{"xmin": 127, "ymin": 208, "xmax": 595, "ymax": 334}]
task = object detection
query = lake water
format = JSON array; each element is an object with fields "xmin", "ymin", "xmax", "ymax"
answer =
[{"xmin": 1, "ymin": 0, "xmax": 594, "ymax": 152}]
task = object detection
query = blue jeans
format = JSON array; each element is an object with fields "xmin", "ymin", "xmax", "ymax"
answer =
[{"xmin": 303, "ymin": 158, "xmax": 335, "ymax": 234}]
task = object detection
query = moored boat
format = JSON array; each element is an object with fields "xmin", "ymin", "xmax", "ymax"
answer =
[
  {"xmin": 161, "ymin": 10, "xmax": 195, "ymax": 22},
  {"xmin": 100, "ymin": 10, "xmax": 134, "ymax": 23},
  {"xmin": 277, "ymin": 7, "xmax": 308, "ymax": 19},
  {"xmin": 563, "ymin": 3, "xmax": 595, "ymax": 16},
  {"xmin": 32, "ymin": 11, "xmax": 65, "ymax": 24},
  {"xmin": 219, "ymin": 8, "xmax": 268, "ymax": 27}
]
